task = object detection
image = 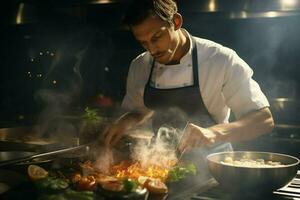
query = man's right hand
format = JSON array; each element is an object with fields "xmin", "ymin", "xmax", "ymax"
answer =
[
  {"xmin": 103, "ymin": 111, "xmax": 154, "ymax": 147},
  {"xmin": 103, "ymin": 121, "xmax": 127, "ymax": 147}
]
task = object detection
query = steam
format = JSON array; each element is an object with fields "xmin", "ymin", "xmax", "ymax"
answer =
[
  {"xmin": 233, "ymin": 18, "xmax": 300, "ymax": 99},
  {"xmin": 94, "ymin": 147, "xmax": 114, "ymax": 174},
  {"xmin": 32, "ymin": 28, "xmax": 113, "ymax": 145},
  {"xmin": 33, "ymin": 89, "xmax": 77, "ymax": 142},
  {"xmin": 130, "ymin": 126, "xmax": 181, "ymax": 169}
]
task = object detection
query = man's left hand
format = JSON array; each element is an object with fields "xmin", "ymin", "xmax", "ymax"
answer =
[{"xmin": 178, "ymin": 123, "xmax": 217, "ymax": 152}]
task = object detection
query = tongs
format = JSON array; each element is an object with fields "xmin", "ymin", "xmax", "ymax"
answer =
[
  {"xmin": 175, "ymin": 121, "xmax": 189, "ymax": 162},
  {"xmin": 0, "ymin": 142, "xmax": 93, "ymax": 167}
]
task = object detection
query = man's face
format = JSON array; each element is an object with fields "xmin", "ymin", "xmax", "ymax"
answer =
[{"xmin": 131, "ymin": 15, "xmax": 179, "ymax": 64}]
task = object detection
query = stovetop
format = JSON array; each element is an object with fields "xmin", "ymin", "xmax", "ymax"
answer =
[
  {"xmin": 192, "ymin": 170, "xmax": 300, "ymax": 200},
  {"xmin": 1, "ymin": 170, "xmax": 299, "ymax": 200}
]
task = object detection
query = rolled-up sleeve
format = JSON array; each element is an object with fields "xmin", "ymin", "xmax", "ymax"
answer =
[
  {"xmin": 222, "ymin": 51, "xmax": 269, "ymax": 119},
  {"xmin": 121, "ymin": 57, "xmax": 152, "ymax": 114}
]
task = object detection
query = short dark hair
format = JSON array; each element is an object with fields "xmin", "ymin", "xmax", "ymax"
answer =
[{"xmin": 123, "ymin": 0, "xmax": 178, "ymax": 27}]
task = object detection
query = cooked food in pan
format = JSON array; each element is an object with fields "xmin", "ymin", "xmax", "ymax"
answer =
[{"xmin": 221, "ymin": 156, "xmax": 286, "ymax": 168}]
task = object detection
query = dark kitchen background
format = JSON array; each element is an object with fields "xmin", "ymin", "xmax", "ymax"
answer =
[{"xmin": 0, "ymin": 0, "xmax": 300, "ymax": 157}]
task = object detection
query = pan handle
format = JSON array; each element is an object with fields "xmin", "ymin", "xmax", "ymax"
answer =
[{"xmin": 0, "ymin": 143, "xmax": 92, "ymax": 167}]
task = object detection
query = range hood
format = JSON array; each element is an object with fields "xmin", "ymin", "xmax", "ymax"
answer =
[
  {"xmin": 179, "ymin": 0, "xmax": 300, "ymax": 19},
  {"xmin": 4, "ymin": 0, "xmax": 300, "ymax": 25}
]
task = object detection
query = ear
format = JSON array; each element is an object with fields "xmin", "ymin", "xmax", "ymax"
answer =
[{"xmin": 173, "ymin": 13, "xmax": 183, "ymax": 30}]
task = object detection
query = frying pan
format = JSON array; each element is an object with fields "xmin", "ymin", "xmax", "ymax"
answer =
[{"xmin": 207, "ymin": 151, "xmax": 299, "ymax": 194}]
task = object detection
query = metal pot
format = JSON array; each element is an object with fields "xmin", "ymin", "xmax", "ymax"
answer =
[{"xmin": 207, "ymin": 151, "xmax": 299, "ymax": 194}]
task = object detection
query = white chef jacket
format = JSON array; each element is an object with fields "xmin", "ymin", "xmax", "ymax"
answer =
[{"xmin": 121, "ymin": 30, "xmax": 269, "ymax": 123}]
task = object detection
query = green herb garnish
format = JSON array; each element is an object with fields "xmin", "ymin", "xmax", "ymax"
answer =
[
  {"xmin": 123, "ymin": 178, "xmax": 138, "ymax": 192},
  {"xmin": 167, "ymin": 163, "xmax": 197, "ymax": 182},
  {"xmin": 81, "ymin": 107, "xmax": 102, "ymax": 125}
]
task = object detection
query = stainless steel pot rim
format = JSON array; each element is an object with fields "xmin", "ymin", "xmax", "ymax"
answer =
[{"xmin": 206, "ymin": 151, "xmax": 300, "ymax": 168}]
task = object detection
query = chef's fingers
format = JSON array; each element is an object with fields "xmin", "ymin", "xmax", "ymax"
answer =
[
  {"xmin": 177, "ymin": 138, "xmax": 186, "ymax": 152},
  {"xmin": 184, "ymin": 139, "xmax": 199, "ymax": 152},
  {"xmin": 103, "ymin": 125, "xmax": 111, "ymax": 139},
  {"xmin": 104, "ymin": 127, "xmax": 115, "ymax": 147},
  {"xmin": 178, "ymin": 132, "xmax": 198, "ymax": 152},
  {"xmin": 206, "ymin": 138, "xmax": 216, "ymax": 147},
  {"xmin": 194, "ymin": 136, "xmax": 204, "ymax": 148},
  {"xmin": 202, "ymin": 129, "xmax": 216, "ymax": 147},
  {"xmin": 177, "ymin": 132, "xmax": 189, "ymax": 152},
  {"xmin": 110, "ymin": 131, "xmax": 124, "ymax": 146}
]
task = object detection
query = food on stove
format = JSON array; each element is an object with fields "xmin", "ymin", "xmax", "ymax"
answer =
[
  {"xmin": 27, "ymin": 166, "xmax": 69, "ymax": 191},
  {"xmin": 27, "ymin": 164, "xmax": 49, "ymax": 180},
  {"xmin": 123, "ymin": 178, "xmax": 138, "ymax": 192},
  {"xmin": 167, "ymin": 163, "xmax": 197, "ymax": 182},
  {"xmin": 221, "ymin": 156, "xmax": 286, "ymax": 168},
  {"xmin": 101, "ymin": 179, "xmax": 124, "ymax": 192},
  {"xmin": 72, "ymin": 174, "xmax": 97, "ymax": 191},
  {"xmin": 79, "ymin": 160, "xmax": 196, "ymax": 194},
  {"xmin": 63, "ymin": 189, "xmax": 94, "ymax": 200},
  {"xmin": 37, "ymin": 189, "xmax": 94, "ymax": 200},
  {"xmin": 28, "ymin": 159, "xmax": 196, "ymax": 197},
  {"xmin": 146, "ymin": 178, "xmax": 168, "ymax": 194},
  {"xmin": 95, "ymin": 174, "xmax": 119, "ymax": 185},
  {"xmin": 112, "ymin": 161, "xmax": 172, "ymax": 182},
  {"xmin": 71, "ymin": 166, "xmax": 138, "ymax": 193},
  {"xmin": 137, "ymin": 175, "xmax": 152, "ymax": 187},
  {"xmin": 79, "ymin": 161, "xmax": 102, "ymax": 175},
  {"xmin": 35, "ymin": 176, "xmax": 69, "ymax": 191}
]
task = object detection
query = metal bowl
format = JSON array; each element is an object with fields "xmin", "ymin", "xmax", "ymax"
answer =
[{"xmin": 207, "ymin": 151, "xmax": 299, "ymax": 194}]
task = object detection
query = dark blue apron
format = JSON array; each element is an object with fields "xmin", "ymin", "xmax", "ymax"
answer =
[{"xmin": 143, "ymin": 37, "xmax": 232, "ymax": 198}]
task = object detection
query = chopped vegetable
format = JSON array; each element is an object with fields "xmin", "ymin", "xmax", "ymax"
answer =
[
  {"xmin": 167, "ymin": 163, "xmax": 197, "ymax": 182},
  {"xmin": 147, "ymin": 179, "xmax": 168, "ymax": 194},
  {"xmin": 75, "ymin": 175, "xmax": 97, "ymax": 191},
  {"xmin": 35, "ymin": 177, "xmax": 69, "ymax": 191},
  {"xmin": 37, "ymin": 189, "xmax": 94, "ymax": 200},
  {"xmin": 101, "ymin": 180, "xmax": 124, "ymax": 192},
  {"xmin": 28, "ymin": 165, "xmax": 49, "ymax": 181},
  {"xmin": 64, "ymin": 189, "xmax": 94, "ymax": 200},
  {"xmin": 123, "ymin": 178, "xmax": 138, "ymax": 192},
  {"xmin": 81, "ymin": 107, "xmax": 103, "ymax": 125}
]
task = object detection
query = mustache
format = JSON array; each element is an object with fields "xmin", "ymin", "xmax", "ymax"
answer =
[
  {"xmin": 152, "ymin": 52, "xmax": 165, "ymax": 57},
  {"xmin": 152, "ymin": 49, "xmax": 174, "ymax": 58}
]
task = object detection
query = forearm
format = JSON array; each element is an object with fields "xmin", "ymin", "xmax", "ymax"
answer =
[
  {"xmin": 209, "ymin": 107, "xmax": 274, "ymax": 143},
  {"xmin": 114, "ymin": 110, "xmax": 154, "ymax": 130}
]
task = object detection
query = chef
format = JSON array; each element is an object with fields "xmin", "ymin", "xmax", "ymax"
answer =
[{"xmin": 103, "ymin": 0, "xmax": 274, "ymax": 185}]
